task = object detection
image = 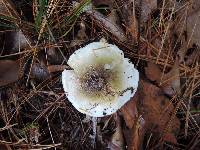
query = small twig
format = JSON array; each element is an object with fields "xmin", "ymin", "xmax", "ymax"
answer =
[
  {"xmin": 0, "ymin": 138, "xmax": 25, "ymax": 145},
  {"xmin": 0, "ymin": 123, "xmax": 18, "ymax": 132},
  {"xmin": 48, "ymin": 65, "xmax": 70, "ymax": 73},
  {"xmin": 46, "ymin": 117, "xmax": 56, "ymax": 150},
  {"xmin": 185, "ymin": 63, "xmax": 198, "ymax": 137},
  {"xmin": 85, "ymin": 9, "xmax": 127, "ymax": 42}
]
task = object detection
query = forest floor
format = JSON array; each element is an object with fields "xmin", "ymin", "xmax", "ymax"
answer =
[{"xmin": 0, "ymin": 0, "xmax": 200, "ymax": 149}]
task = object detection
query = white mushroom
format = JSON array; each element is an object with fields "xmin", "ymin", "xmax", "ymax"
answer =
[{"xmin": 62, "ymin": 40, "xmax": 139, "ymax": 117}]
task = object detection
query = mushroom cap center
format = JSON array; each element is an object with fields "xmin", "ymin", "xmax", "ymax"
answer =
[{"xmin": 80, "ymin": 66, "xmax": 109, "ymax": 93}]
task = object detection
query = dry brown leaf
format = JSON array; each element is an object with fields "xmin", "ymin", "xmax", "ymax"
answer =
[
  {"xmin": 0, "ymin": 60, "xmax": 21, "ymax": 86},
  {"xmin": 183, "ymin": 10, "xmax": 200, "ymax": 46},
  {"xmin": 108, "ymin": 115, "xmax": 124, "ymax": 150},
  {"xmin": 93, "ymin": 0, "xmax": 119, "ymax": 24},
  {"xmin": 120, "ymin": 94, "xmax": 138, "ymax": 129},
  {"xmin": 46, "ymin": 47, "xmax": 63, "ymax": 64},
  {"xmin": 122, "ymin": 0, "xmax": 157, "ymax": 42},
  {"xmin": 145, "ymin": 62, "xmax": 162, "ymax": 83},
  {"xmin": 70, "ymin": 21, "xmax": 88, "ymax": 47},
  {"xmin": 145, "ymin": 60, "xmax": 180, "ymax": 97},
  {"xmin": 161, "ymin": 58, "xmax": 180, "ymax": 96},
  {"xmin": 136, "ymin": 0, "xmax": 157, "ymax": 23},
  {"xmin": 92, "ymin": 0, "xmax": 113, "ymax": 7},
  {"xmin": 185, "ymin": 49, "xmax": 200, "ymax": 66},
  {"xmin": 121, "ymin": 79, "xmax": 180, "ymax": 149},
  {"xmin": 0, "ymin": 144, "xmax": 11, "ymax": 150},
  {"xmin": 127, "ymin": 15, "xmax": 138, "ymax": 42},
  {"xmin": 172, "ymin": 1, "xmax": 200, "ymax": 66},
  {"xmin": 162, "ymin": 132, "xmax": 178, "ymax": 144},
  {"xmin": 127, "ymin": 116, "xmax": 145, "ymax": 150},
  {"xmin": 0, "ymin": 0, "xmax": 20, "ymax": 19},
  {"xmin": 175, "ymin": 1, "xmax": 200, "ymax": 47},
  {"xmin": 0, "ymin": 0, "xmax": 9, "ymax": 15},
  {"xmin": 126, "ymin": 2, "xmax": 138, "ymax": 42},
  {"xmin": 4, "ymin": 31, "xmax": 30, "ymax": 53},
  {"xmin": 138, "ymin": 80, "xmax": 180, "ymax": 144},
  {"xmin": 0, "ymin": 1, "xmax": 30, "ymax": 54},
  {"xmin": 86, "ymin": 6, "xmax": 126, "ymax": 42},
  {"xmin": 120, "ymin": 87, "xmax": 145, "ymax": 150},
  {"xmin": 119, "ymin": 0, "xmax": 138, "ymax": 42},
  {"xmin": 30, "ymin": 63, "xmax": 50, "ymax": 81}
]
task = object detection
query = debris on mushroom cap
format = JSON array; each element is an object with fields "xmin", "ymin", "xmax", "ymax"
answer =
[{"xmin": 62, "ymin": 40, "xmax": 139, "ymax": 117}]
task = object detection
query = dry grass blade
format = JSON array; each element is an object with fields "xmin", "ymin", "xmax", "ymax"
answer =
[
  {"xmin": 156, "ymin": 2, "xmax": 176, "ymax": 63},
  {"xmin": 185, "ymin": 62, "xmax": 199, "ymax": 137},
  {"xmin": 1, "ymin": 0, "xmax": 20, "ymax": 19},
  {"xmin": 0, "ymin": 123, "xmax": 17, "ymax": 132}
]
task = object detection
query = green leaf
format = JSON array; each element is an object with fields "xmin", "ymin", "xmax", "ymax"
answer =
[
  {"xmin": 62, "ymin": 0, "xmax": 91, "ymax": 37},
  {"xmin": 35, "ymin": 0, "xmax": 48, "ymax": 31}
]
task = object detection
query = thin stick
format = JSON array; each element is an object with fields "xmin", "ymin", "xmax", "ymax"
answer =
[{"xmin": 91, "ymin": 117, "xmax": 97, "ymax": 148}]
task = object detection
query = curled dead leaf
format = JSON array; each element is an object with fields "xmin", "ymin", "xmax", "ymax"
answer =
[
  {"xmin": 4, "ymin": 31, "xmax": 30, "ymax": 53},
  {"xmin": 0, "ymin": 60, "xmax": 21, "ymax": 86},
  {"xmin": 30, "ymin": 63, "xmax": 50, "ymax": 81}
]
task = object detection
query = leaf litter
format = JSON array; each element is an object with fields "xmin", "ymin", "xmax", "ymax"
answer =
[{"xmin": 0, "ymin": 0, "xmax": 200, "ymax": 149}]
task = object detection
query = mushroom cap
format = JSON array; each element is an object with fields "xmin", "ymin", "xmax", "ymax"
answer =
[{"xmin": 62, "ymin": 41, "xmax": 139, "ymax": 117}]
